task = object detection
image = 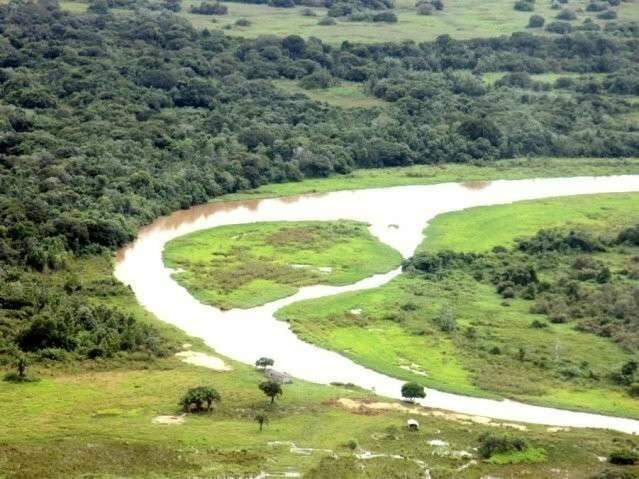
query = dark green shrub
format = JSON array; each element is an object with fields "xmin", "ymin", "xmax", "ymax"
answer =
[
  {"xmin": 401, "ymin": 382, "xmax": 425, "ymax": 401},
  {"xmin": 598, "ymin": 9, "xmax": 617, "ymax": 19},
  {"xmin": 318, "ymin": 16, "xmax": 336, "ymax": 24},
  {"xmin": 546, "ymin": 21, "xmax": 572, "ymax": 33},
  {"xmin": 514, "ymin": 0, "xmax": 534, "ymax": 11},
  {"xmin": 628, "ymin": 383, "xmax": 639, "ymax": 397},
  {"xmin": 180, "ymin": 386, "xmax": 221, "ymax": 412},
  {"xmin": 556, "ymin": 8, "xmax": 576, "ymax": 20},
  {"xmin": 478, "ymin": 432, "xmax": 528, "ymax": 459},
  {"xmin": 609, "ymin": 449, "xmax": 638, "ymax": 466},
  {"xmin": 528, "ymin": 14, "xmax": 545, "ymax": 27},
  {"xmin": 372, "ymin": 11, "xmax": 397, "ymax": 22}
]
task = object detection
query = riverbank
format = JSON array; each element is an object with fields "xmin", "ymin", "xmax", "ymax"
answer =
[
  {"xmin": 4, "ymin": 168, "xmax": 639, "ymax": 478},
  {"xmin": 216, "ymin": 157, "xmax": 639, "ymax": 202}
]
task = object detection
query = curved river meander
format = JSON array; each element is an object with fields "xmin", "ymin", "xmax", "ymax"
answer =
[{"xmin": 115, "ymin": 176, "xmax": 639, "ymax": 434}]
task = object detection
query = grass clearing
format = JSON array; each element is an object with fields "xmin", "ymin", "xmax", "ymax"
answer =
[
  {"xmin": 482, "ymin": 71, "xmax": 609, "ymax": 85},
  {"xmin": 421, "ymin": 192, "xmax": 639, "ymax": 253},
  {"xmin": 164, "ymin": 220, "xmax": 401, "ymax": 309},
  {"xmin": 2, "ymin": 359, "xmax": 634, "ymax": 478},
  {"xmin": 173, "ymin": 0, "xmax": 639, "ymax": 44},
  {"xmin": 272, "ymin": 79, "xmax": 386, "ymax": 109},
  {"xmin": 488, "ymin": 447, "xmax": 547, "ymax": 465}
]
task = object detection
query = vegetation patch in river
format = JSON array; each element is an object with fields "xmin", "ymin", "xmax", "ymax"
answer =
[{"xmin": 163, "ymin": 220, "xmax": 402, "ymax": 309}]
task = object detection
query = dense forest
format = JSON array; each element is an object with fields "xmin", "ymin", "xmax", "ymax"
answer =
[{"xmin": 1, "ymin": 0, "xmax": 639, "ymax": 364}]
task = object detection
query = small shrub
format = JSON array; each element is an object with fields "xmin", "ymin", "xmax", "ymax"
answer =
[
  {"xmin": 301, "ymin": 7, "xmax": 316, "ymax": 16},
  {"xmin": 417, "ymin": 3, "xmax": 433, "ymax": 14},
  {"xmin": 190, "ymin": 1, "xmax": 227, "ymax": 14},
  {"xmin": 180, "ymin": 386, "xmax": 221, "ymax": 412},
  {"xmin": 343, "ymin": 439, "xmax": 359, "ymax": 450},
  {"xmin": 628, "ymin": 383, "xmax": 639, "ymax": 397},
  {"xmin": 318, "ymin": 16, "xmax": 336, "ymax": 25},
  {"xmin": 514, "ymin": 0, "xmax": 534, "ymax": 11},
  {"xmin": 3, "ymin": 372, "xmax": 39, "ymax": 383},
  {"xmin": 37, "ymin": 347, "xmax": 69, "ymax": 361},
  {"xmin": 598, "ymin": 10, "xmax": 617, "ymax": 19},
  {"xmin": 255, "ymin": 357, "xmax": 274, "ymax": 369},
  {"xmin": 434, "ymin": 304, "xmax": 456, "ymax": 332},
  {"xmin": 401, "ymin": 381, "xmax": 425, "ymax": 401},
  {"xmin": 609, "ymin": 449, "xmax": 638, "ymax": 466},
  {"xmin": 586, "ymin": 1, "xmax": 608, "ymax": 11},
  {"xmin": 546, "ymin": 21, "xmax": 573, "ymax": 33},
  {"xmin": 478, "ymin": 432, "xmax": 528, "ymax": 459},
  {"xmin": 372, "ymin": 11, "xmax": 397, "ymax": 22},
  {"xmin": 254, "ymin": 411, "xmax": 269, "ymax": 431},
  {"xmin": 235, "ymin": 18, "xmax": 251, "ymax": 26},
  {"xmin": 530, "ymin": 319, "xmax": 548, "ymax": 329},
  {"xmin": 528, "ymin": 14, "xmax": 545, "ymax": 27},
  {"xmin": 556, "ymin": 8, "xmax": 576, "ymax": 20},
  {"xmin": 401, "ymin": 302, "xmax": 418, "ymax": 311}
]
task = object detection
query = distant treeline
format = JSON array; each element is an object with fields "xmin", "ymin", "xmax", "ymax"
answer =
[{"xmin": 1, "ymin": 1, "xmax": 639, "ymax": 269}]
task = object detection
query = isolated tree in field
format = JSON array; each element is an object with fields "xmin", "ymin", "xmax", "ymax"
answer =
[
  {"xmin": 255, "ymin": 357, "xmax": 274, "ymax": 370},
  {"xmin": 254, "ymin": 411, "xmax": 269, "ymax": 431},
  {"xmin": 401, "ymin": 382, "xmax": 425, "ymax": 402},
  {"xmin": 14, "ymin": 351, "xmax": 29, "ymax": 378},
  {"xmin": 528, "ymin": 14, "xmax": 545, "ymax": 27},
  {"xmin": 180, "ymin": 386, "xmax": 221, "ymax": 412},
  {"xmin": 259, "ymin": 380, "xmax": 283, "ymax": 404}
]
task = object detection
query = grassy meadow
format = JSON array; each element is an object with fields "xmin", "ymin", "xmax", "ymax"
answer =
[
  {"xmin": 273, "ymin": 79, "xmax": 387, "ymax": 109},
  {"xmin": 422, "ymin": 192, "xmax": 639, "ymax": 253},
  {"xmin": 49, "ymin": 0, "xmax": 639, "ymax": 44},
  {"xmin": 276, "ymin": 193, "xmax": 639, "ymax": 418},
  {"xmin": 180, "ymin": 0, "xmax": 639, "ymax": 44},
  {"xmin": 163, "ymin": 220, "xmax": 401, "ymax": 309},
  {"xmin": 3, "ymin": 354, "xmax": 637, "ymax": 478}
]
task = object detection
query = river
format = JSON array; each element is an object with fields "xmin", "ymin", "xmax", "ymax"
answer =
[{"xmin": 114, "ymin": 175, "xmax": 639, "ymax": 434}]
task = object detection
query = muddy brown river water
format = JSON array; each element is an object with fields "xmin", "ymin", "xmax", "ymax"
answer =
[{"xmin": 115, "ymin": 176, "xmax": 639, "ymax": 433}]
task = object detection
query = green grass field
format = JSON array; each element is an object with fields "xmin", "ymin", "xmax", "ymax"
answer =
[
  {"xmin": 276, "ymin": 193, "xmax": 639, "ymax": 418},
  {"xmin": 174, "ymin": 0, "xmax": 639, "ymax": 43},
  {"xmin": 272, "ymin": 79, "xmax": 386, "ymax": 109},
  {"xmin": 49, "ymin": 0, "xmax": 639, "ymax": 43},
  {"xmin": 164, "ymin": 221, "xmax": 401, "ymax": 309},
  {"xmin": 4, "ymin": 353, "xmax": 635, "ymax": 478},
  {"xmin": 421, "ymin": 192, "xmax": 639, "ymax": 253}
]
